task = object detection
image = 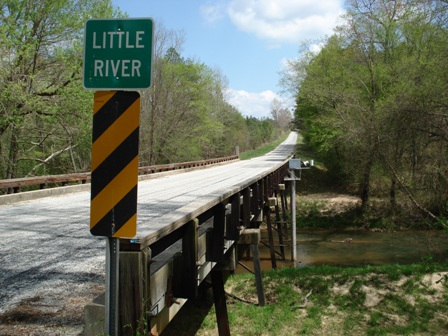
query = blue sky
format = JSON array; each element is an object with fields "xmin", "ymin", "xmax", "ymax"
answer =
[{"xmin": 111, "ymin": 0, "xmax": 345, "ymax": 118}]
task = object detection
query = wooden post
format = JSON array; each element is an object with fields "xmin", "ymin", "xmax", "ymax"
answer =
[
  {"xmin": 264, "ymin": 206, "xmax": 277, "ymax": 270},
  {"xmin": 280, "ymin": 186, "xmax": 289, "ymax": 241},
  {"xmin": 238, "ymin": 229, "xmax": 265, "ymax": 306},
  {"xmin": 210, "ymin": 203, "xmax": 226, "ymax": 263},
  {"xmin": 250, "ymin": 182, "xmax": 261, "ymax": 227},
  {"xmin": 281, "ymin": 186, "xmax": 288, "ymax": 211},
  {"xmin": 211, "ymin": 270, "xmax": 231, "ymax": 336},
  {"xmin": 182, "ymin": 220, "xmax": 199, "ymax": 299},
  {"xmin": 241, "ymin": 188, "xmax": 252, "ymax": 259},
  {"xmin": 252, "ymin": 242, "xmax": 265, "ymax": 307},
  {"xmin": 119, "ymin": 248, "xmax": 149, "ymax": 336},
  {"xmin": 242, "ymin": 187, "xmax": 251, "ymax": 228},
  {"xmin": 227, "ymin": 193, "xmax": 240, "ymax": 240},
  {"xmin": 274, "ymin": 191, "xmax": 286, "ymax": 260}
]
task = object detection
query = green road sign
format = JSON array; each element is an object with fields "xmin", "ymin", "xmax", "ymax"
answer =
[{"xmin": 84, "ymin": 18, "xmax": 154, "ymax": 90}]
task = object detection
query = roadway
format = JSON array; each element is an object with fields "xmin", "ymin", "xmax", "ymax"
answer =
[{"xmin": 0, "ymin": 132, "xmax": 297, "ymax": 335}]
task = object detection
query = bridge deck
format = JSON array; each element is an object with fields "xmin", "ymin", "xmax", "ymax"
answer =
[
  {"xmin": 0, "ymin": 132, "xmax": 296, "ymax": 333},
  {"xmin": 133, "ymin": 132, "xmax": 297, "ymax": 247}
]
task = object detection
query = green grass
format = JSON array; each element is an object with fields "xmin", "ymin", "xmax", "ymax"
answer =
[
  {"xmin": 239, "ymin": 133, "xmax": 290, "ymax": 160},
  {"xmin": 163, "ymin": 263, "xmax": 448, "ymax": 335}
]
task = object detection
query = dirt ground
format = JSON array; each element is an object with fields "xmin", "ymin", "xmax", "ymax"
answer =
[
  {"xmin": 298, "ymin": 192, "xmax": 361, "ymax": 214},
  {"xmin": 0, "ymin": 283, "xmax": 104, "ymax": 336}
]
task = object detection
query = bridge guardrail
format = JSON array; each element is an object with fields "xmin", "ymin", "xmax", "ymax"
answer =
[{"xmin": 0, "ymin": 155, "xmax": 239, "ymax": 194}]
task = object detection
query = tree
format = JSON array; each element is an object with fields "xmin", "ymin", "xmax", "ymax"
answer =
[
  {"xmin": 0, "ymin": 0, "xmax": 120, "ymax": 179},
  {"xmin": 270, "ymin": 98, "xmax": 292, "ymax": 131},
  {"xmin": 283, "ymin": 0, "xmax": 448, "ymax": 220},
  {"xmin": 139, "ymin": 25, "xmax": 243, "ymax": 165}
]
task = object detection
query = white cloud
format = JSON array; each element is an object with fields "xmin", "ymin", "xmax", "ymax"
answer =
[
  {"xmin": 225, "ymin": 88, "xmax": 291, "ymax": 119},
  {"xmin": 201, "ymin": 0, "xmax": 344, "ymax": 45},
  {"xmin": 200, "ymin": 2, "xmax": 226, "ymax": 24}
]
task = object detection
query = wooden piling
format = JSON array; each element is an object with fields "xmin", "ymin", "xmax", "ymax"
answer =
[
  {"xmin": 211, "ymin": 270, "xmax": 231, "ymax": 336},
  {"xmin": 279, "ymin": 187, "xmax": 289, "ymax": 241},
  {"xmin": 274, "ymin": 191, "xmax": 286, "ymax": 260},
  {"xmin": 264, "ymin": 205, "xmax": 277, "ymax": 270},
  {"xmin": 238, "ymin": 229, "xmax": 265, "ymax": 306}
]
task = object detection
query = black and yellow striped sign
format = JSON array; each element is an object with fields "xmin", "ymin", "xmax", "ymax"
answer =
[{"xmin": 90, "ymin": 91, "xmax": 140, "ymax": 237}]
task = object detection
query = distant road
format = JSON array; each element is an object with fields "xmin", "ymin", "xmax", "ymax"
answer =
[{"xmin": 0, "ymin": 132, "xmax": 297, "ymax": 335}]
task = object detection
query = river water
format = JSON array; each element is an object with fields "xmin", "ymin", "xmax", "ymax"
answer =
[{"xmin": 238, "ymin": 229, "xmax": 448, "ymax": 271}]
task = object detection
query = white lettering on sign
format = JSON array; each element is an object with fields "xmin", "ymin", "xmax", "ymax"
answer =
[
  {"xmin": 91, "ymin": 30, "xmax": 145, "ymax": 79},
  {"xmin": 92, "ymin": 31, "xmax": 145, "ymax": 49},
  {"xmin": 94, "ymin": 60, "xmax": 142, "ymax": 77}
]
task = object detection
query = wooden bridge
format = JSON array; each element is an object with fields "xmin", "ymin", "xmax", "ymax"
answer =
[{"xmin": 0, "ymin": 132, "xmax": 297, "ymax": 335}]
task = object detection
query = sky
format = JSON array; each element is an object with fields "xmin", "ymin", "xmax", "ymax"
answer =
[{"xmin": 111, "ymin": 0, "xmax": 346, "ymax": 118}]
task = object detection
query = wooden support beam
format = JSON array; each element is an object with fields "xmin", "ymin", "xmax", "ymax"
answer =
[
  {"xmin": 173, "ymin": 220, "xmax": 198, "ymax": 299},
  {"xmin": 280, "ymin": 188, "xmax": 289, "ymax": 241},
  {"xmin": 280, "ymin": 181, "xmax": 288, "ymax": 211},
  {"xmin": 264, "ymin": 206, "xmax": 277, "ymax": 270},
  {"xmin": 242, "ymin": 187, "xmax": 251, "ymax": 228},
  {"xmin": 252, "ymin": 243, "xmax": 265, "ymax": 307},
  {"xmin": 118, "ymin": 248, "xmax": 150, "ymax": 336},
  {"xmin": 262, "ymin": 177, "xmax": 267, "ymax": 203},
  {"xmin": 238, "ymin": 229, "xmax": 265, "ymax": 306},
  {"xmin": 183, "ymin": 220, "xmax": 199, "ymax": 299},
  {"xmin": 227, "ymin": 193, "xmax": 240, "ymax": 240},
  {"xmin": 250, "ymin": 182, "xmax": 261, "ymax": 227},
  {"xmin": 211, "ymin": 270, "xmax": 231, "ymax": 336},
  {"xmin": 209, "ymin": 203, "xmax": 226, "ymax": 262},
  {"xmin": 274, "ymin": 191, "xmax": 286, "ymax": 260}
]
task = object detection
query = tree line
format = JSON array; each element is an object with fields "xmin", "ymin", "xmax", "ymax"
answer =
[
  {"xmin": 282, "ymin": 0, "xmax": 448, "ymax": 225},
  {"xmin": 0, "ymin": 0, "xmax": 291, "ymax": 182}
]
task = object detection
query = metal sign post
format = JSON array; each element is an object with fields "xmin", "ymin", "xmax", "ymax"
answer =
[
  {"xmin": 285, "ymin": 158, "xmax": 311, "ymax": 264},
  {"xmin": 290, "ymin": 169, "xmax": 297, "ymax": 263},
  {"xmin": 105, "ymin": 237, "xmax": 120, "ymax": 336}
]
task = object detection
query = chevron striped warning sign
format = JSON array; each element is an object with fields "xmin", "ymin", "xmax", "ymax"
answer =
[{"xmin": 90, "ymin": 91, "xmax": 140, "ymax": 237}]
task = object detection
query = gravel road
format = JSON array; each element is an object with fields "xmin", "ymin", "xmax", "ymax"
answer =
[
  {"xmin": 0, "ymin": 132, "xmax": 297, "ymax": 335},
  {"xmin": 0, "ymin": 191, "xmax": 105, "ymax": 335}
]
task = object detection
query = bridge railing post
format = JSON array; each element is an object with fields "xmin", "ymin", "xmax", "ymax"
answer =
[
  {"xmin": 118, "ymin": 246, "xmax": 150, "ymax": 336},
  {"xmin": 172, "ymin": 220, "xmax": 199, "ymax": 300}
]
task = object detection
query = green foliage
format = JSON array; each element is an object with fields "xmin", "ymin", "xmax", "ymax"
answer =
[
  {"xmin": 244, "ymin": 117, "xmax": 275, "ymax": 150},
  {"xmin": 0, "ymin": 0, "xmax": 117, "ymax": 179},
  {"xmin": 283, "ymin": 0, "xmax": 448, "ymax": 223}
]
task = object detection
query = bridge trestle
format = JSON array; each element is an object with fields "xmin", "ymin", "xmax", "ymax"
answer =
[{"xmin": 84, "ymin": 161, "xmax": 292, "ymax": 336}]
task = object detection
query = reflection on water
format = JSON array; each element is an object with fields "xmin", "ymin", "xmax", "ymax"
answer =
[
  {"xmin": 237, "ymin": 229, "xmax": 448, "ymax": 272},
  {"xmin": 295, "ymin": 229, "xmax": 448, "ymax": 266}
]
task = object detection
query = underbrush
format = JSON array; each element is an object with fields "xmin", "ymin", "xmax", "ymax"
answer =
[
  {"xmin": 296, "ymin": 194, "xmax": 441, "ymax": 231},
  {"xmin": 296, "ymin": 163, "xmax": 443, "ymax": 231}
]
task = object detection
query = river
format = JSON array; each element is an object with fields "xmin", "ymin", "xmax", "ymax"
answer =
[{"xmin": 237, "ymin": 229, "xmax": 448, "ymax": 271}]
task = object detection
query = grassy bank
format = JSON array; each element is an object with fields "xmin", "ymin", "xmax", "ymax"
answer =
[
  {"xmin": 164, "ymin": 263, "xmax": 448, "ymax": 335},
  {"xmin": 240, "ymin": 133, "xmax": 290, "ymax": 160}
]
